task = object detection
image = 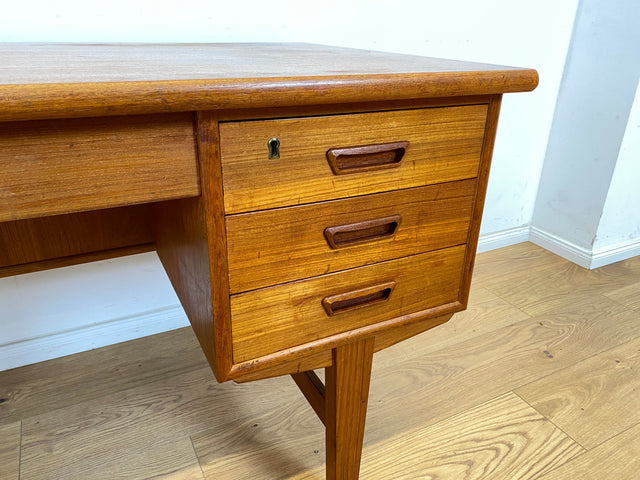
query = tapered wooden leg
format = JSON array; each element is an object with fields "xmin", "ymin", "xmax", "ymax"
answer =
[{"xmin": 324, "ymin": 338, "xmax": 375, "ymax": 480}]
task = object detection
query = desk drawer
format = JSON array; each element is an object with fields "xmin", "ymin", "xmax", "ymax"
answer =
[
  {"xmin": 230, "ymin": 244, "xmax": 466, "ymax": 362},
  {"xmin": 0, "ymin": 114, "xmax": 198, "ymax": 222},
  {"xmin": 219, "ymin": 105, "xmax": 487, "ymax": 214},
  {"xmin": 226, "ymin": 179, "xmax": 476, "ymax": 293}
]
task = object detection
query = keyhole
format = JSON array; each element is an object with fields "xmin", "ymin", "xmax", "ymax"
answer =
[{"xmin": 268, "ymin": 138, "xmax": 280, "ymax": 159}]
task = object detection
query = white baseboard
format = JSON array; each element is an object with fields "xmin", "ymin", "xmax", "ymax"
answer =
[
  {"xmin": 529, "ymin": 227, "xmax": 594, "ymax": 268},
  {"xmin": 477, "ymin": 226, "xmax": 531, "ymax": 253},
  {"xmin": 0, "ymin": 305, "xmax": 188, "ymax": 372},
  {"xmin": 529, "ymin": 226, "xmax": 640, "ymax": 269},
  {"xmin": 591, "ymin": 239, "xmax": 640, "ymax": 269}
]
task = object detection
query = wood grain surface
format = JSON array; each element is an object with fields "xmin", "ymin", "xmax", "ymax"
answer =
[
  {"xmin": 325, "ymin": 339, "xmax": 375, "ymax": 480},
  {"xmin": 0, "ymin": 328, "xmax": 208, "ymax": 425},
  {"xmin": 19, "ymin": 390, "xmax": 208, "ymax": 480},
  {"xmin": 604, "ymin": 280, "xmax": 640, "ymax": 310},
  {"xmin": 348, "ymin": 393, "xmax": 584, "ymax": 480},
  {"xmin": 537, "ymin": 423, "xmax": 640, "ymax": 480},
  {"xmin": 155, "ymin": 112, "xmax": 234, "ymax": 382},
  {"xmin": 231, "ymin": 245, "xmax": 466, "ymax": 362},
  {"xmin": 226, "ymin": 179, "xmax": 476, "ymax": 293},
  {"xmin": 486, "ymin": 258, "xmax": 640, "ymax": 317},
  {"xmin": 219, "ymin": 105, "xmax": 487, "ymax": 213},
  {"xmin": 471, "ymin": 242, "xmax": 568, "ymax": 287},
  {"xmin": 516, "ymin": 336, "xmax": 640, "ymax": 449},
  {"xmin": 0, "ymin": 205, "xmax": 153, "ymax": 270},
  {"xmin": 358, "ymin": 297, "xmax": 640, "ymax": 455},
  {"xmin": 0, "ymin": 44, "xmax": 538, "ymax": 122},
  {"xmin": 292, "ymin": 371, "xmax": 327, "ymax": 425},
  {"xmin": 0, "ymin": 422, "xmax": 21, "ymax": 480},
  {"xmin": 458, "ymin": 95, "xmax": 501, "ymax": 306},
  {"xmin": 0, "ymin": 113, "xmax": 199, "ymax": 222}
]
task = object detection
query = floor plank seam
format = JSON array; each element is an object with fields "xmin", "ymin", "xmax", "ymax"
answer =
[
  {"xmin": 528, "ymin": 332, "xmax": 640, "ymax": 390},
  {"xmin": 414, "ymin": 389, "xmax": 518, "ymax": 433},
  {"xmin": 498, "ymin": 317, "xmax": 640, "ymax": 398},
  {"xmin": 530, "ymin": 423, "xmax": 640, "ymax": 480},
  {"xmin": 530, "ymin": 456, "xmax": 581, "ymax": 480},
  {"xmin": 509, "ymin": 391, "xmax": 591, "ymax": 480},
  {"xmin": 478, "ymin": 283, "xmax": 532, "ymax": 317},
  {"xmin": 511, "ymin": 390, "xmax": 587, "ymax": 452},
  {"xmin": 507, "ymin": 355, "xmax": 581, "ymax": 396},
  {"xmin": 18, "ymin": 419, "xmax": 23, "ymax": 480},
  {"xmin": 583, "ymin": 420, "xmax": 640, "ymax": 453},
  {"xmin": 601, "ymin": 293, "xmax": 637, "ymax": 313},
  {"xmin": 188, "ymin": 434, "xmax": 207, "ymax": 480}
]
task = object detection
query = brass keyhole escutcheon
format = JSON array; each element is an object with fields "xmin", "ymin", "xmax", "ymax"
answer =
[{"xmin": 268, "ymin": 137, "xmax": 280, "ymax": 159}]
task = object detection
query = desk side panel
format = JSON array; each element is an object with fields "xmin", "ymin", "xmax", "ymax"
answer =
[
  {"xmin": 458, "ymin": 95, "xmax": 503, "ymax": 306},
  {"xmin": 155, "ymin": 112, "xmax": 233, "ymax": 382},
  {"xmin": 155, "ymin": 196, "xmax": 219, "ymax": 376}
]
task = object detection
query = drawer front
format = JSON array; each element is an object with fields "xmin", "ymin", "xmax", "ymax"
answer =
[
  {"xmin": 219, "ymin": 105, "xmax": 488, "ymax": 214},
  {"xmin": 231, "ymin": 245, "xmax": 466, "ymax": 362},
  {"xmin": 0, "ymin": 114, "xmax": 198, "ymax": 222},
  {"xmin": 226, "ymin": 179, "xmax": 476, "ymax": 293}
]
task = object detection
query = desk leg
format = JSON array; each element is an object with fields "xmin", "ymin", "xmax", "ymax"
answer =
[{"xmin": 325, "ymin": 337, "xmax": 375, "ymax": 480}]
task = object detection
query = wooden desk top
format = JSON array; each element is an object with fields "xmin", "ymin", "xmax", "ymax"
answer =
[{"xmin": 0, "ymin": 43, "xmax": 538, "ymax": 121}]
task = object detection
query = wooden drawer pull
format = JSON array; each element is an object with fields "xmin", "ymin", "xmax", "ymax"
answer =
[
  {"xmin": 326, "ymin": 141, "xmax": 409, "ymax": 174},
  {"xmin": 324, "ymin": 214, "xmax": 401, "ymax": 249},
  {"xmin": 322, "ymin": 281, "xmax": 396, "ymax": 316}
]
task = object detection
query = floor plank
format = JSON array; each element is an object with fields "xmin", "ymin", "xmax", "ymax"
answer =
[
  {"xmin": 373, "ymin": 286, "xmax": 530, "ymax": 370},
  {"xmin": 363, "ymin": 300, "xmax": 640, "ymax": 448},
  {"xmin": 192, "ymin": 390, "xmax": 326, "ymax": 479},
  {"xmin": 536, "ymin": 423, "xmax": 640, "ymax": 480},
  {"xmin": 0, "ymin": 327, "xmax": 208, "ymax": 424},
  {"xmin": 604, "ymin": 281, "xmax": 640, "ymax": 310},
  {"xmin": 288, "ymin": 393, "xmax": 584, "ymax": 480},
  {"xmin": 516, "ymin": 335, "xmax": 640, "ymax": 449},
  {"xmin": 485, "ymin": 259, "xmax": 640, "ymax": 316},
  {"xmin": 189, "ymin": 282, "xmax": 640, "ymax": 478},
  {"xmin": 18, "ymin": 364, "xmax": 320, "ymax": 480},
  {"xmin": 17, "ymin": 366, "xmax": 227, "ymax": 480},
  {"xmin": 471, "ymin": 243, "xmax": 568, "ymax": 288},
  {"xmin": 21, "ymin": 434, "xmax": 204, "ymax": 480},
  {"xmin": 0, "ymin": 421, "xmax": 21, "ymax": 480},
  {"xmin": 357, "ymin": 392, "xmax": 583, "ymax": 479}
]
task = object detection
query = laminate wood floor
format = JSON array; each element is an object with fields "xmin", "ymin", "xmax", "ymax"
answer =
[{"xmin": 1, "ymin": 242, "xmax": 639, "ymax": 479}]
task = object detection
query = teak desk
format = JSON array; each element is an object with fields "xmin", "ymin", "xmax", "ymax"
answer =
[{"xmin": 0, "ymin": 44, "xmax": 537, "ymax": 479}]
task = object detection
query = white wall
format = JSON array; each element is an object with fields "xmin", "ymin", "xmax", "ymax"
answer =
[
  {"xmin": 0, "ymin": 0, "xmax": 579, "ymax": 370},
  {"xmin": 0, "ymin": 254, "xmax": 187, "ymax": 370},
  {"xmin": 531, "ymin": 0, "xmax": 640, "ymax": 268},
  {"xmin": 594, "ymin": 79, "xmax": 640, "ymax": 260},
  {"xmin": 1, "ymin": 0, "xmax": 579, "ymax": 239}
]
